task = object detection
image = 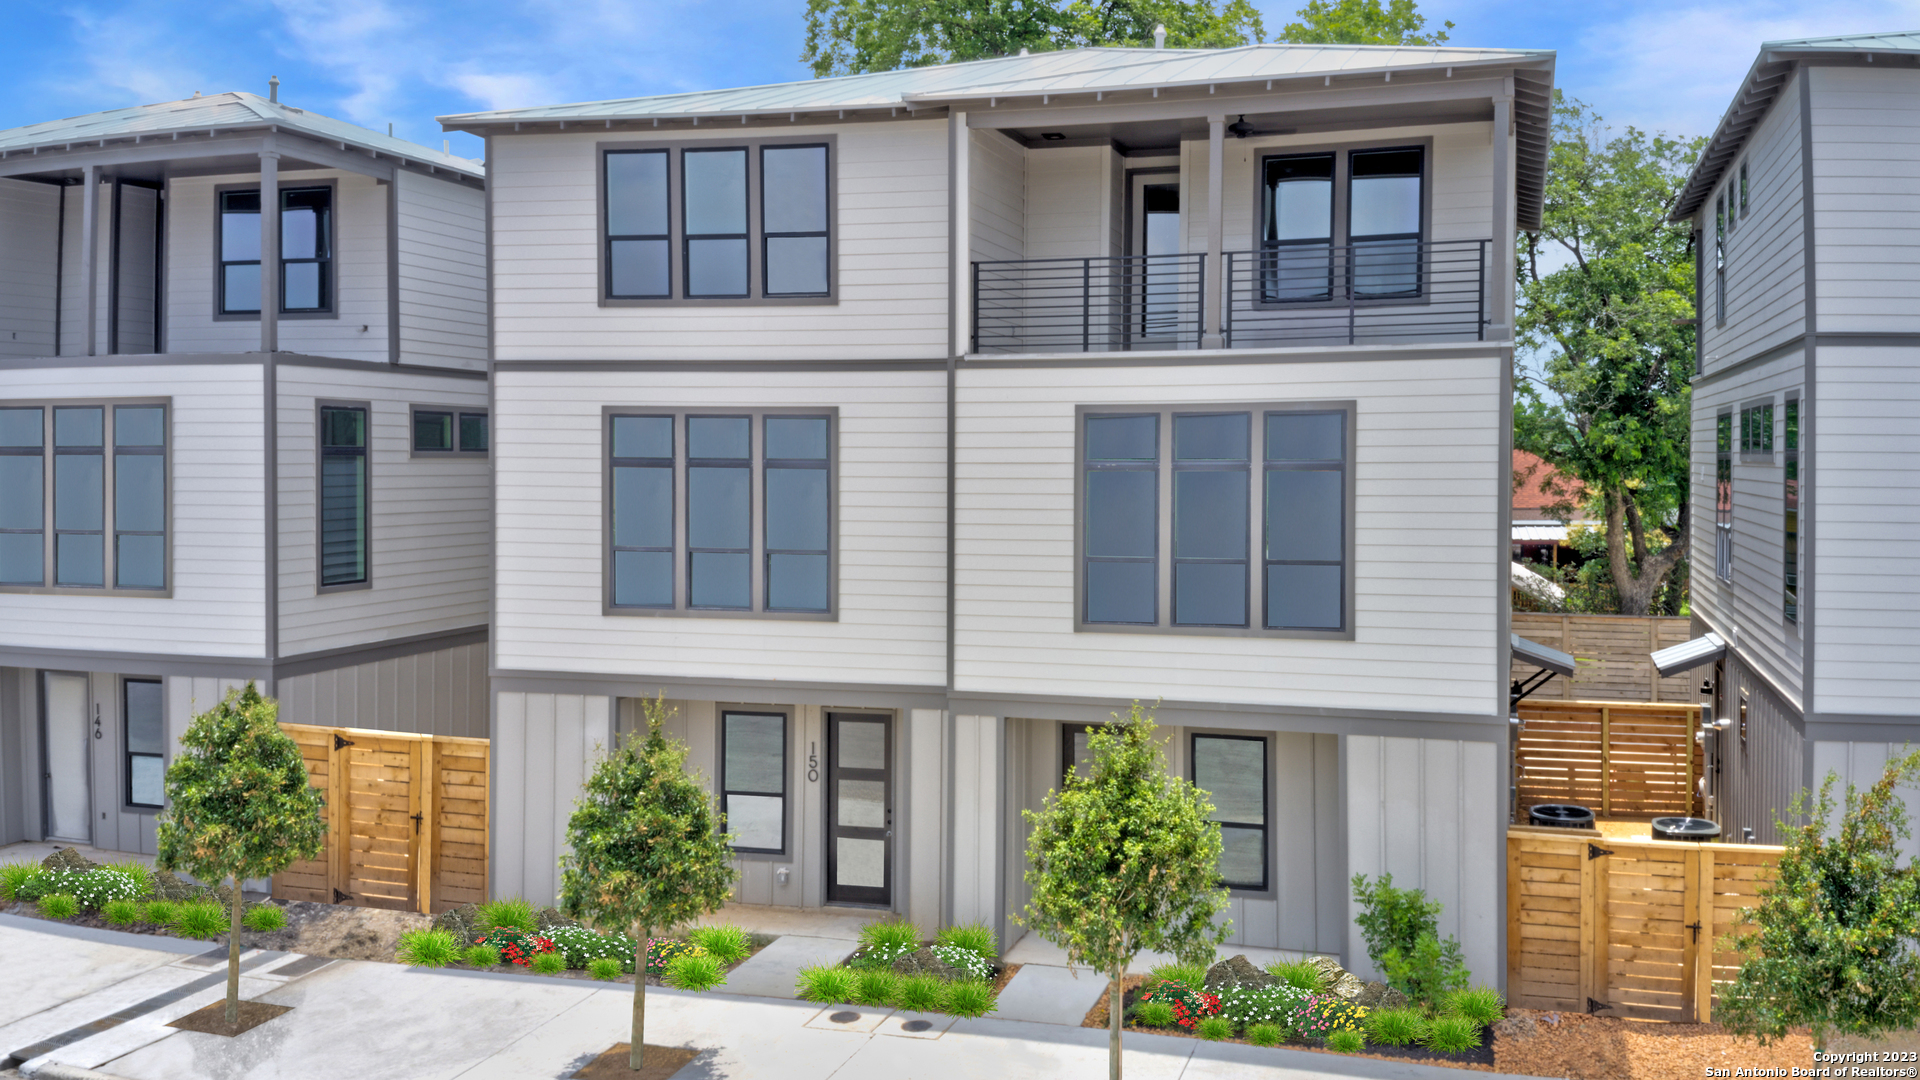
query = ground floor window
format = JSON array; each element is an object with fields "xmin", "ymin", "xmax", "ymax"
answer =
[
  {"xmin": 720, "ymin": 709, "xmax": 787, "ymax": 854},
  {"xmin": 124, "ymin": 678, "xmax": 164, "ymax": 809},
  {"xmin": 1190, "ymin": 733, "xmax": 1269, "ymax": 891}
]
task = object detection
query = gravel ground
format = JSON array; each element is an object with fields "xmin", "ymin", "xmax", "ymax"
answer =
[
  {"xmin": 4, "ymin": 898, "xmax": 432, "ymax": 961},
  {"xmin": 1492, "ymin": 1008, "xmax": 1816, "ymax": 1079}
]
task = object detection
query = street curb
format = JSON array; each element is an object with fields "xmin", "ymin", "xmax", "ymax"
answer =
[{"xmin": 21, "ymin": 1062, "xmax": 137, "ymax": 1080}]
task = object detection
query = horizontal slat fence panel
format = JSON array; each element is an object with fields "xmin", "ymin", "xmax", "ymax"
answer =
[
  {"xmin": 1516, "ymin": 701, "xmax": 1703, "ymax": 818},
  {"xmin": 271, "ymin": 725, "xmax": 335, "ymax": 904},
  {"xmin": 429, "ymin": 735, "xmax": 491, "ymax": 913},
  {"xmin": 1512, "ymin": 613, "xmax": 1698, "ymax": 702}
]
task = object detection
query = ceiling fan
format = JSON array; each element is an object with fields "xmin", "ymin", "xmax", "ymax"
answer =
[{"xmin": 1226, "ymin": 114, "xmax": 1295, "ymax": 139}]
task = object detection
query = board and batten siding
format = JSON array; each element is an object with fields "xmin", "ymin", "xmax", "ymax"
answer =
[
  {"xmin": 0, "ymin": 178, "xmax": 59, "ymax": 358},
  {"xmin": 393, "ymin": 170, "xmax": 487, "ymax": 370},
  {"xmin": 952, "ymin": 351, "xmax": 1503, "ymax": 714},
  {"xmin": 1812, "ymin": 740, "xmax": 1920, "ymax": 862},
  {"xmin": 489, "ymin": 121, "xmax": 949, "ymax": 362},
  {"xmin": 1810, "ymin": 64, "xmax": 1920, "ymax": 333},
  {"xmin": 969, "ymin": 129, "xmax": 1026, "ymax": 264},
  {"xmin": 491, "ymin": 367, "xmax": 947, "ymax": 687},
  {"xmin": 1346, "ymin": 734, "xmax": 1501, "ymax": 984},
  {"xmin": 0, "ymin": 362, "xmax": 267, "ymax": 657},
  {"xmin": 274, "ymin": 364, "xmax": 489, "ymax": 655},
  {"xmin": 163, "ymin": 171, "xmax": 390, "ymax": 362},
  {"xmin": 275, "ymin": 640, "xmax": 488, "ymax": 738},
  {"xmin": 492, "ymin": 690, "xmax": 614, "ymax": 907},
  {"xmin": 1699, "ymin": 67, "xmax": 1806, "ymax": 371},
  {"xmin": 0, "ymin": 667, "xmax": 35, "ymax": 844},
  {"xmin": 1810, "ymin": 344, "xmax": 1920, "ymax": 715}
]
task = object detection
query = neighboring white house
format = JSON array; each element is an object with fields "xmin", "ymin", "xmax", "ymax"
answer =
[
  {"xmin": 446, "ymin": 42, "xmax": 1555, "ymax": 980},
  {"xmin": 0, "ymin": 91, "xmax": 491, "ymax": 863},
  {"xmin": 1659, "ymin": 32, "xmax": 1920, "ymax": 851}
]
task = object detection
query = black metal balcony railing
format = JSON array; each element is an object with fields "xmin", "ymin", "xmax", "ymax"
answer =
[
  {"xmin": 1223, "ymin": 239, "xmax": 1490, "ymax": 348},
  {"xmin": 971, "ymin": 253, "xmax": 1205, "ymax": 354}
]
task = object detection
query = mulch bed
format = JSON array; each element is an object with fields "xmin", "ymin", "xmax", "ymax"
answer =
[
  {"xmin": 167, "ymin": 1000, "xmax": 293, "ymax": 1037},
  {"xmin": 570, "ymin": 1043, "xmax": 699, "ymax": 1079},
  {"xmin": 1491, "ymin": 1008, "xmax": 1814, "ymax": 1080}
]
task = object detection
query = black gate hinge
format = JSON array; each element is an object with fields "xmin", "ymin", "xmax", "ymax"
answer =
[
  {"xmin": 1587, "ymin": 997, "xmax": 1612, "ymax": 1014},
  {"xmin": 332, "ymin": 887, "xmax": 354, "ymax": 904},
  {"xmin": 333, "ymin": 733, "xmax": 356, "ymax": 751},
  {"xmin": 1588, "ymin": 842, "xmax": 1614, "ymax": 860}
]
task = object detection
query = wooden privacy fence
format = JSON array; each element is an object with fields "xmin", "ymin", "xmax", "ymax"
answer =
[
  {"xmin": 1512, "ymin": 613, "xmax": 1698, "ymax": 703},
  {"xmin": 1507, "ymin": 826, "xmax": 1783, "ymax": 1022},
  {"xmin": 271, "ymin": 723, "xmax": 489, "ymax": 914},
  {"xmin": 1516, "ymin": 700, "xmax": 1704, "ymax": 818}
]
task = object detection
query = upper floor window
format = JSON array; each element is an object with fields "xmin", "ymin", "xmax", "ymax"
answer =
[
  {"xmin": 1783, "ymin": 395, "xmax": 1800, "ymax": 623},
  {"xmin": 319, "ymin": 403, "xmax": 369, "ymax": 589},
  {"xmin": 1740, "ymin": 401, "xmax": 1773, "ymax": 460},
  {"xmin": 1715, "ymin": 410, "xmax": 1733, "ymax": 583},
  {"xmin": 602, "ymin": 140, "xmax": 833, "ymax": 304},
  {"xmin": 1739, "ymin": 160, "xmax": 1750, "ymax": 217},
  {"xmin": 220, "ymin": 187, "xmax": 333, "ymax": 316},
  {"xmin": 607, "ymin": 409, "xmax": 834, "ymax": 617},
  {"xmin": 0, "ymin": 402, "xmax": 168, "ymax": 594},
  {"xmin": 411, "ymin": 406, "xmax": 488, "ymax": 456},
  {"xmin": 1078, "ymin": 403, "xmax": 1351, "ymax": 637},
  {"xmin": 1260, "ymin": 146, "xmax": 1424, "ymax": 303},
  {"xmin": 1714, "ymin": 194, "xmax": 1727, "ymax": 325}
]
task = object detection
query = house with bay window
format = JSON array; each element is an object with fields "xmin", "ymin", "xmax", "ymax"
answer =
[
  {"xmin": 450, "ymin": 40, "xmax": 1554, "ymax": 981},
  {"xmin": 0, "ymin": 91, "xmax": 490, "ymax": 872}
]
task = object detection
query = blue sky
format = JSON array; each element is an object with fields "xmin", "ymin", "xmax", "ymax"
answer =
[{"xmin": 1, "ymin": 0, "xmax": 1917, "ymax": 159}]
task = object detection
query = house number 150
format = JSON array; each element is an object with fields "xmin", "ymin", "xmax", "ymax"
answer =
[{"xmin": 807, "ymin": 742, "xmax": 819, "ymax": 783}]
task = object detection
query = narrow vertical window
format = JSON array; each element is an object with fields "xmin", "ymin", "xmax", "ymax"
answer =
[
  {"xmin": 0, "ymin": 407, "xmax": 45, "ymax": 586},
  {"xmin": 1348, "ymin": 147, "xmax": 1424, "ymax": 297},
  {"xmin": 319, "ymin": 405, "xmax": 368, "ymax": 587},
  {"xmin": 279, "ymin": 188, "xmax": 332, "ymax": 312},
  {"xmin": 1192, "ymin": 734, "xmax": 1268, "ymax": 891},
  {"xmin": 1739, "ymin": 161, "xmax": 1749, "ymax": 217},
  {"xmin": 683, "ymin": 149, "xmax": 749, "ymax": 298},
  {"xmin": 1172, "ymin": 412, "xmax": 1249, "ymax": 627},
  {"xmin": 113, "ymin": 405, "xmax": 165, "ymax": 589},
  {"xmin": 53, "ymin": 406, "xmax": 104, "ymax": 587},
  {"xmin": 607, "ymin": 149, "xmax": 671, "ymax": 298},
  {"xmin": 687, "ymin": 416, "xmax": 751, "ymax": 609},
  {"xmin": 125, "ymin": 678, "xmax": 164, "ymax": 810},
  {"xmin": 1715, "ymin": 195, "xmax": 1727, "ymax": 324},
  {"xmin": 1783, "ymin": 397, "xmax": 1798, "ymax": 623},
  {"xmin": 1716, "ymin": 411, "xmax": 1734, "ymax": 583},
  {"xmin": 721, "ymin": 710, "xmax": 787, "ymax": 853},
  {"xmin": 1260, "ymin": 153, "xmax": 1335, "ymax": 301},
  {"xmin": 762, "ymin": 145, "xmax": 829, "ymax": 296},
  {"xmin": 1264, "ymin": 411, "xmax": 1346, "ymax": 630},
  {"xmin": 610, "ymin": 415, "xmax": 675, "ymax": 608},
  {"xmin": 1083, "ymin": 413, "xmax": 1158, "ymax": 624},
  {"xmin": 764, "ymin": 415, "xmax": 830, "ymax": 612},
  {"xmin": 219, "ymin": 191, "xmax": 262, "ymax": 314}
]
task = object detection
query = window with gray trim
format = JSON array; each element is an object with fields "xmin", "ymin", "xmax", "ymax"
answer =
[
  {"xmin": 720, "ymin": 709, "xmax": 787, "ymax": 853},
  {"xmin": 1080, "ymin": 404, "xmax": 1350, "ymax": 635},
  {"xmin": 1716, "ymin": 410, "xmax": 1733, "ymax": 584},
  {"xmin": 1191, "ymin": 733, "xmax": 1268, "ymax": 892},
  {"xmin": 608, "ymin": 409, "xmax": 833, "ymax": 615},
  {"xmin": 1259, "ymin": 145, "xmax": 1424, "ymax": 303},
  {"xmin": 411, "ymin": 406, "xmax": 488, "ymax": 455},
  {"xmin": 0, "ymin": 402, "xmax": 167, "ymax": 593},
  {"xmin": 125, "ymin": 678, "xmax": 164, "ymax": 810},
  {"xmin": 319, "ymin": 405, "xmax": 369, "ymax": 587},
  {"xmin": 1740, "ymin": 401, "xmax": 1773, "ymax": 458},
  {"xmin": 1714, "ymin": 194, "xmax": 1726, "ymax": 325},
  {"xmin": 220, "ymin": 187, "xmax": 333, "ymax": 315},
  {"xmin": 1783, "ymin": 395, "xmax": 1799, "ymax": 623}
]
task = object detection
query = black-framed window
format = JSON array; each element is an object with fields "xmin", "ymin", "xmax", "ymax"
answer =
[
  {"xmin": 1739, "ymin": 160, "xmax": 1750, "ymax": 218},
  {"xmin": 1260, "ymin": 153, "xmax": 1334, "ymax": 302},
  {"xmin": 125, "ymin": 678, "xmax": 164, "ymax": 810},
  {"xmin": 607, "ymin": 409, "xmax": 834, "ymax": 616},
  {"xmin": 1716, "ymin": 411, "xmax": 1733, "ymax": 583},
  {"xmin": 319, "ymin": 405, "xmax": 368, "ymax": 587},
  {"xmin": 721, "ymin": 709, "xmax": 787, "ymax": 854},
  {"xmin": 220, "ymin": 187, "xmax": 333, "ymax": 315},
  {"xmin": 1348, "ymin": 147, "xmax": 1423, "ymax": 297},
  {"xmin": 411, "ymin": 407, "xmax": 488, "ymax": 455},
  {"xmin": 762, "ymin": 144, "xmax": 830, "ymax": 296},
  {"xmin": 1784, "ymin": 395, "xmax": 1799, "ymax": 623},
  {"xmin": 1192, "ymin": 733, "xmax": 1268, "ymax": 892},
  {"xmin": 1740, "ymin": 401, "xmax": 1773, "ymax": 457},
  {"xmin": 0, "ymin": 403, "xmax": 167, "ymax": 593},
  {"xmin": 606, "ymin": 149, "xmax": 671, "ymax": 298},
  {"xmin": 1062, "ymin": 723, "xmax": 1098, "ymax": 784},
  {"xmin": 684, "ymin": 148, "xmax": 750, "ymax": 298},
  {"xmin": 1260, "ymin": 146, "xmax": 1423, "ymax": 303},
  {"xmin": 1714, "ymin": 194, "xmax": 1727, "ymax": 325}
]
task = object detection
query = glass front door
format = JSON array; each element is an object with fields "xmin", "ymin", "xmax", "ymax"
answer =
[
  {"xmin": 1130, "ymin": 175, "xmax": 1182, "ymax": 344},
  {"xmin": 41, "ymin": 671, "xmax": 92, "ymax": 843},
  {"xmin": 825, "ymin": 712, "xmax": 890, "ymax": 906}
]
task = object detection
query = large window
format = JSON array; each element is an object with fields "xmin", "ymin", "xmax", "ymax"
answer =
[
  {"xmin": 411, "ymin": 406, "xmax": 488, "ymax": 456},
  {"xmin": 607, "ymin": 409, "xmax": 834, "ymax": 617},
  {"xmin": 1192, "ymin": 734, "xmax": 1269, "ymax": 892},
  {"xmin": 1716, "ymin": 410, "xmax": 1733, "ymax": 583},
  {"xmin": 219, "ymin": 186, "xmax": 333, "ymax": 316},
  {"xmin": 1079, "ymin": 403, "xmax": 1351, "ymax": 636},
  {"xmin": 603, "ymin": 140, "xmax": 833, "ymax": 303},
  {"xmin": 1784, "ymin": 395, "xmax": 1799, "ymax": 623},
  {"xmin": 124, "ymin": 678, "xmax": 164, "ymax": 810},
  {"xmin": 1260, "ymin": 145, "xmax": 1424, "ymax": 303},
  {"xmin": 0, "ymin": 402, "xmax": 168, "ymax": 593},
  {"xmin": 721, "ymin": 709, "xmax": 788, "ymax": 854},
  {"xmin": 319, "ymin": 404, "xmax": 369, "ymax": 588}
]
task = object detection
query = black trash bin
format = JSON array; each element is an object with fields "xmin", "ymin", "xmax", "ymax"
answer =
[
  {"xmin": 1651, "ymin": 817, "xmax": 1722, "ymax": 842},
  {"xmin": 1528, "ymin": 803, "xmax": 1596, "ymax": 829}
]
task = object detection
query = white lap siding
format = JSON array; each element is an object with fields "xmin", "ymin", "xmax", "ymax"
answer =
[
  {"xmin": 393, "ymin": 170, "xmax": 487, "ymax": 370},
  {"xmin": 1811, "ymin": 65, "xmax": 1920, "ymax": 334},
  {"xmin": 0, "ymin": 178, "xmax": 59, "ymax": 358}
]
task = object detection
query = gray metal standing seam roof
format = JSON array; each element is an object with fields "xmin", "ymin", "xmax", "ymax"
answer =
[{"xmin": 0, "ymin": 91, "xmax": 482, "ymax": 177}]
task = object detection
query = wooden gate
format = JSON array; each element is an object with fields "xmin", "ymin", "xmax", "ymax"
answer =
[
  {"xmin": 1516, "ymin": 700, "xmax": 1704, "ymax": 818},
  {"xmin": 1507, "ymin": 826, "xmax": 1782, "ymax": 1021},
  {"xmin": 272, "ymin": 724, "xmax": 489, "ymax": 914}
]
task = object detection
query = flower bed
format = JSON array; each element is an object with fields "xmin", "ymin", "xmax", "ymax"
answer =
[
  {"xmin": 794, "ymin": 919, "xmax": 1003, "ymax": 1019},
  {"xmin": 398, "ymin": 899, "xmax": 769, "ymax": 988},
  {"xmin": 2, "ymin": 851, "xmax": 289, "ymax": 943}
]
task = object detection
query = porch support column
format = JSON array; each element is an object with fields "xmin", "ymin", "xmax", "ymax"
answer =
[
  {"xmin": 1203, "ymin": 114, "xmax": 1225, "ymax": 349},
  {"xmin": 1489, "ymin": 82, "xmax": 1514, "ymax": 341},
  {"xmin": 80, "ymin": 164, "xmax": 99, "ymax": 356},
  {"xmin": 258, "ymin": 141, "xmax": 280, "ymax": 353},
  {"xmin": 950, "ymin": 110, "xmax": 971, "ymax": 356}
]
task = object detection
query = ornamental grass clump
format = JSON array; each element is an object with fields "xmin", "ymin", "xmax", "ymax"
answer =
[
  {"xmin": 1366, "ymin": 1007, "xmax": 1429, "ymax": 1047},
  {"xmin": 103, "ymin": 898, "xmax": 142, "ymax": 926},
  {"xmin": 665, "ymin": 952, "xmax": 726, "ymax": 992},
  {"xmin": 174, "ymin": 900, "xmax": 227, "ymax": 940},
  {"xmin": 1247, "ymin": 1022, "xmax": 1285, "ymax": 1047},
  {"xmin": 935, "ymin": 923, "xmax": 997, "ymax": 961},
  {"xmin": 587, "ymin": 957, "xmax": 623, "ymax": 981},
  {"xmin": 1445, "ymin": 986, "xmax": 1505, "ymax": 1026},
  {"xmin": 854, "ymin": 967, "xmax": 901, "ymax": 1006},
  {"xmin": 1327, "ymin": 1029, "xmax": 1366, "ymax": 1054},
  {"xmin": 466, "ymin": 944, "xmax": 502, "ymax": 968},
  {"xmin": 531, "ymin": 951, "xmax": 568, "ymax": 975},
  {"xmin": 687, "ymin": 923, "xmax": 751, "ymax": 965},
  {"xmin": 37, "ymin": 894, "xmax": 78, "ymax": 920},
  {"xmin": 242, "ymin": 904, "xmax": 288, "ymax": 933},
  {"xmin": 1266, "ymin": 957, "xmax": 1327, "ymax": 994},
  {"xmin": 943, "ymin": 980, "xmax": 996, "ymax": 1019},
  {"xmin": 797, "ymin": 964, "xmax": 855, "ymax": 1003},
  {"xmin": 1422, "ymin": 1014, "xmax": 1482, "ymax": 1053},
  {"xmin": 477, "ymin": 898, "xmax": 537, "ymax": 933},
  {"xmin": 0, "ymin": 861, "xmax": 36, "ymax": 902},
  {"xmin": 396, "ymin": 928, "xmax": 460, "ymax": 968},
  {"xmin": 894, "ymin": 974, "xmax": 943, "ymax": 1013},
  {"xmin": 1147, "ymin": 962, "xmax": 1210, "ymax": 990},
  {"xmin": 1196, "ymin": 1015, "xmax": 1233, "ymax": 1041},
  {"xmin": 850, "ymin": 919, "xmax": 921, "ymax": 969},
  {"xmin": 1131, "ymin": 1001, "xmax": 1177, "ymax": 1028},
  {"xmin": 142, "ymin": 899, "xmax": 181, "ymax": 926}
]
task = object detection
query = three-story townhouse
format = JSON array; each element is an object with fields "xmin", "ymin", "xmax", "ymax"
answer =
[{"xmin": 448, "ymin": 42, "xmax": 1555, "ymax": 979}]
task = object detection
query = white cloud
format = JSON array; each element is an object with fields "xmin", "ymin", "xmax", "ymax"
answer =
[
  {"xmin": 267, "ymin": 0, "xmax": 418, "ymax": 125},
  {"xmin": 61, "ymin": 7, "xmax": 210, "ymax": 108},
  {"xmin": 447, "ymin": 71, "xmax": 565, "ymax": 112}
]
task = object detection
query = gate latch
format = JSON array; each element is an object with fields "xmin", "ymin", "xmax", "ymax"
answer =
[
  {"xmin": 1685, "ymin": 920, "xmax": 1703, "ymax": 943},
  {"xmin": 333, "ymin": 733, "xmax": 356, "ymax": 751},
  {"xmin": 1588, "ymin": 842, "xmax": 1614, "ymax": 861},
  {"xmin": 411, "ymin": 812, "xmax": 425, "ymax": 835}
]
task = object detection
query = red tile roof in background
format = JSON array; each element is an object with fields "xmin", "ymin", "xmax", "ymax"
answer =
[{"xmin": 1512, "ymin": 450, "xmax": 1585, "ymax": 515}]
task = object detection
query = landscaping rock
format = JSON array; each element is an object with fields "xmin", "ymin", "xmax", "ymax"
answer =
[
  {"xmin": 1203, "ymin": 954, "xmax": 1277, "ymax": 995},
  {"xmin": 1307, "ymin": 956, "xmax": 1366, "ymax": 1001},
  {"xmin": 1493, "ymin": 1013, "xmax": 1539, "ymax": 1044},
  {"xmin": 535, "ymin": 907, "xmax": 577, "ymax": 934},
  {"xmin": 433, "ymin": 903, "xmax": 484, "ymax": 946},
  {"xmin": 891, "ymin": 946, "xmax": 967, "ymax": 982},
  {"xmin": 41, "ymin": 847, "xmax": 99, "ymax": 874},
  {"xmin": 1354, "ymin": 980, "xmax": 1411, "ymax": 1010},
  {"xmin": 149, "ymin": 870, "xmax": 201, "ymax": 902}
]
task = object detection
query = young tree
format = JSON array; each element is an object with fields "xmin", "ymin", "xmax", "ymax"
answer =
[
  {"xmin": 1018, "ymin": 702, "xmax": 1230, "ymax": 1080},
  {"xmin": 1717, "ymin": 750, "xmax": 1920, "ymax": 1050},
  {"xmin": 1516, "ymin": 93, "xmax": 1705, "ymax": 615},
  {"xmin": 155, "ymin": 683, "xmax": 326, "ymax": 1027},
  {"xmin": 558, "ymin": 697, "xmax": 737, "ymax": 1072},
  {"xmin": 1277, "ymin": 0, "xmax": 1452, "ymax": 46}
]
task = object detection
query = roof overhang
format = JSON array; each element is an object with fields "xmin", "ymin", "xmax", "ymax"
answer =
[
  {"xmin": 1650, "ymin": 632, "xmax": 1727, "ymax": 678},
  {"xmin": 1511, "ymin": 633, "xmax": 1576, "ymax": 677},
  {"xmin": 0, "ymin": 126, "xmax": 482, "ymax": 189}
]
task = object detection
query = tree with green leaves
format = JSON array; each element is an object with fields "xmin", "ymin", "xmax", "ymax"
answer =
[
  {"xmin": 558, "ymin": 697, "xmax": 738, "ymax": 1072},
  {"xmin": 1717, "ymin": 750, "xmax": 1920, "ymax": 1050},
  {"xmin": 1515, "ymin": 93, "xmax": 1705, "ymax": 615},
  {"xmin": 155, "ymin": 683, "xmax": 326, "ymax": 1028},
  {"xmin": 1277, "ymin": 0, "xmax": 1451, "ymax": 45},
  {"xmin": 1018, "ymin": 702, "xmax": 1230, "ymax": 1080}
]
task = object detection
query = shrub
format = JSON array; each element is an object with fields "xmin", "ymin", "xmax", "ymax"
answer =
[
  {"xmin": 142, "ymin": 899, "xmax": 181, "ymax": 926},
  {"xmin": 477, "ymin": 898, "xmax": 537, "ymax": 933},
  {"xmin": 797, "ymin": 964, "xmax": 856, "ymax": 1003},
  {"xmin": 531, "ymin": 951, "xmax": 568, "ymax": 975},
  {"xmin": 942, "ymin": 979, "xmax": 996, "ymax": 1019},
  {"xmin": 396, "ymin": 928, "xmax": 460, "ymax": 968},
  {"xmin": 102, "ymin": 898, "xmax": 142, "ymax": 926},
  {"xmin": 1422, "ymin": 1014, "xmax": 1482, "ymax": 1054},
  {"xmin": 1266, "ymin": 957, "xmax": 1328, "ymax": 994},
  {"xmin": 69, "ymin": 868, "xmax": 143, "ymax": 910},
  {"xmin": 1352, "ymin": 873, "xmax": 1469, "ymax": 1007},
  {"xmin": 858, "ymin": 919, "xmax": 921, "ymax": 952},
  {"xmin": 935, "ymin": 923, "xmax": 998, "ymax": 962},
  {"xmin": 1196, "ymin": 1015, "xmax": 1234, "ymax": 1041},
  {"xmin": 38, "ymin": 893, "xmax": 78, "ymax": 920},
  {"xmin": 242, "ymin": 904, "xmax": 288, "ymax": 933},
  {"xmin": 646, "ymin": 938, "xmax": 704, "ymax": 975},
  {"xmin": 895, "ymin": 973, "xmax": 943, "ymax": 1013},
  {"xmin": 98, "ymin": 861, "xmax": 154, "ymax": 899},
  {"xmin": 1327, "ymin": 1029, "xmax": 1366, "ymax": 1054},
  {"xmin": 0, "ymin": 861, "xmax": 37, "ymax": 902},
  {"xmin": 687, "ymin": 923, "xmax": 751, "ymax": 965},
  {"xmin": 1132, "ymin": 1001, "xmax": 1177, "ymax": 1028},
  {"xmin": 588, "ymin": 957, "xmax": 624, "ymax": 981},
  {"xmin": 1293, "ymin": 994, "xmax": 1369, "ymax": 1040},
  {"xmin": 1365, "ymin": 1007, "xmax": 1429, "ymax": 1047},
  {"xmin": 1219, "ymin": 983, "xmax": 1308, "ymax": 1032},
  {"xmin": 1136, "ymin": 980, "xmax": 1221, "ymax": 1030},
  {"xmin": 928, "ymin": 943, "xmax": 993, "ymax": 981},
  {"xmin": 1445, "ymin": 986, "xmax": 1505, "ymax": 1026},
  {"xmin": 173, "ymin": 901, "xmax": 227, "ymax": 940},
  {"xmin": 1382, "ymin": 932, "xmax": 1470, "ymax": 1008},
  {"xmin": 465, "ymin": 944, "xmax": 502, "ymax": 968},
  {"xmin": 854, "ymin": 967, "xmax": 900, "ymax": 1006},
  {"xmin": 17, "ymin": 868, "xmax": 89, "ymax": 903},
  {"xmin": 1247, "ymin": 1022, "xmax": 1285, "ymax": 1047},
  {"xmin": 474, "ymin": 928, "xmax": 557, "ymax": 967},
  {"xmin": 547, "ymin": 925, "xmax": 637, "ymax": 971},
  {"xmin": 665, "ymin": 952, "xmax": 726, "ymax": 992},
  {"xmin": 1147, "ymin": 962, "xmax": 1210, "ymax": 990}
]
